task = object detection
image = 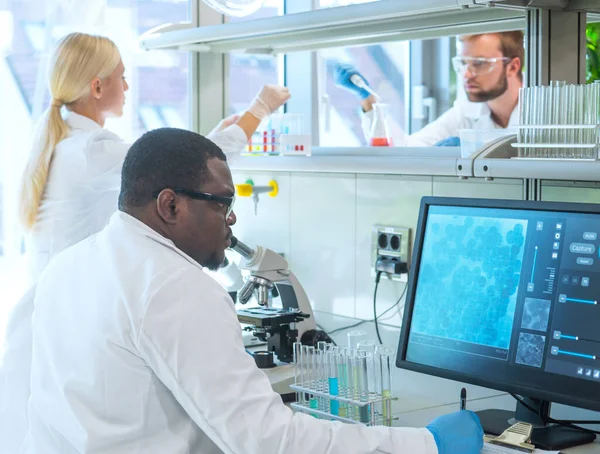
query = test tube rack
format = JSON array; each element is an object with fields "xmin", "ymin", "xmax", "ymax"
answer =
[
  {"xmin": 244, "ymin": 130, "xmax": 312, "ymax": 156},
  {"xmin": 289, "ymin": 383, "xmax": 397, "ymax": 426},
  {"xmin": 512, "ymin": 124, "xmax": 600, "ymax": 160},
  {"xmin": 291, "ymin": 343, "xmax": 397, "ymax": 427},
  {"xmin": 513, "ymin": 81, "xmax": 600, "ymax": 160}
]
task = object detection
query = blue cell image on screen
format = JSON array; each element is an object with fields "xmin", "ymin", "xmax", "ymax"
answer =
[
  {"xmin": 411, "ymin": 211, "xmax": 527, "ymax": 350},
  {"xmin": 516, "ymin": 333, "xmax": 545, "ymax": 368},
  {"xmin": 521, "ymin": 297, "xmax": 551, "ymax": 332}
]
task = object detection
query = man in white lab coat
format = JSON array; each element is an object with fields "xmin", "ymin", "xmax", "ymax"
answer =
[
  {"xmin": 24, "ymin": 128, "xmax": 483, "ymax": 454},
  {"xmin": 336, "ymin": 31, "xmax": 524, "ymax": 146}
]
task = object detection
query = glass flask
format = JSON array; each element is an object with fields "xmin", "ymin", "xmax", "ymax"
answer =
[{"xmin": 369, "ymin": 103, "xmax": 393, "ymax": 147}]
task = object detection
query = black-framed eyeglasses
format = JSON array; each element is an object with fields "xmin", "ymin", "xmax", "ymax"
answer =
[{"xmin": 152, "ymin": 188, "xmax": 236, "ymax": 219}]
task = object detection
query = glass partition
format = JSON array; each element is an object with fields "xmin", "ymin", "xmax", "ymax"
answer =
[{"xmin": 315, "ymin": 30, "xmax": 525, "ymax": 148}]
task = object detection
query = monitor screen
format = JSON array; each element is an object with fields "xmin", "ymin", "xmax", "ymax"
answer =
[{"xmin": 396, "ymin": 197, "xmax": 600, "ymax": 413}]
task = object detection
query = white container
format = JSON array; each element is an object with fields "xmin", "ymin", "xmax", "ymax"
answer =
[
  {"xmin": 279, "ymin": 134, "xmax": 311, "ymax": 156},
  {"xmin": 459, "ymin": 128, "xmax": 517, "ymax": 158}
]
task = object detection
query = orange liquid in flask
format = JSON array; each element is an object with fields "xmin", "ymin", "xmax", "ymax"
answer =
[{"xmin": 370, "ymin": 137, "xmax": 393, "ymax": 147}]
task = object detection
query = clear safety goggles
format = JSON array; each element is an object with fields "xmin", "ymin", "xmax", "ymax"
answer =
[{"xmin": 451, "ymin": 56, "xmax": 511, "ymax": 76}]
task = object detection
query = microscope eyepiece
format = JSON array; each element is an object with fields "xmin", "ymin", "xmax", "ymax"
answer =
[{"xmin": 229, "ymin": 236, "xmax": 255, "ymax": 260}]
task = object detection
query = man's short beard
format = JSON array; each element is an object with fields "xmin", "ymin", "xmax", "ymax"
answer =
[
  {"xmin": 466, "ymin": 73, "xmax": 508, "ymax": 103},
  {"xmin": 206, "ymin": 261, "xmax": 222, "ymax": 271}
]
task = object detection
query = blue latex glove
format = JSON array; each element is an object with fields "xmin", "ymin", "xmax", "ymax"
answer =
[
  {"xmin": 426, "ymin": 410, "xmax": 484, "ymax": 454},
  {"xmin": 334, "ymin": 63, "xmax": 372, "ymax": 100},
  {"xmin": 434, "ymin": 136, "xmax": 461, "ymax": 147}
]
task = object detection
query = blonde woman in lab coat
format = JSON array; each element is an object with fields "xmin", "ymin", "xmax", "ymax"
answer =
[{"xmin": 0, "ymin": 32, "xmax": 290, "ymax": 453}]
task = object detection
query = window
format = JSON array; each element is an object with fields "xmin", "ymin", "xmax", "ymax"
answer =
[
  {"xmin": 0, "ymin": 0, "xmax": 191, "ymax": 333},
  {"xmin": 228, "ymin": 0, "xmax": 283, "ymax": 114},
  {"xmin": 229, "ymin": 53, "xmax": 280, "ymax": 115},
  {"xmin": 319, "ymin": 42, "xmax": 409, "ymax": 146}
]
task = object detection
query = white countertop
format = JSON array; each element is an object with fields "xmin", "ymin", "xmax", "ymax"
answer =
[{"xmin": 258, "ymin": 311, "xmax": 600, "ymax": 453}]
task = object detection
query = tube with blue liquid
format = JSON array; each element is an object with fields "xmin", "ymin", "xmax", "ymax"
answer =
[{"xmin": 328, "ymin": 349, "xmax": 339, "ymax": 416}]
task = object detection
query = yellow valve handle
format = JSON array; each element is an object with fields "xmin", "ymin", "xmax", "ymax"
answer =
[
  {"xmin": 235, "ymin": 183, "xmax": 253, "ymax": 197},
  {"xmin": 267, "ymin": 180, "xmax": 278, "ymax": 197},
  {"xmin": 235, "ymin": 179, "xmax": 278, "ymax": 197}
]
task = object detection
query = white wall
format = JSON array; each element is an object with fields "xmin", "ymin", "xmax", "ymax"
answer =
[{"xmin": 230, "ymin": 170, "xmax": 524, "ymax": 326}]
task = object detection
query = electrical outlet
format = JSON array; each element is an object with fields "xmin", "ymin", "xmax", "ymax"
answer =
[{"xmin": 371, "ymin": 225, "xmax": 411, "ymax": 282}]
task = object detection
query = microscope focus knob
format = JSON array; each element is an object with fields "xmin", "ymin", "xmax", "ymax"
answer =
[
  {"xmin": 300, "ymin": 329, "xmax": 334, "ymax": 347},
  {"xmin": 253, "ymin": 350, "xmax": 276, "ymax": 369}
]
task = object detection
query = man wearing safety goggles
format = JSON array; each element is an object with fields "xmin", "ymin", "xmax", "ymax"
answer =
[{"xmin": 335, "ymin": 31, "xmax": 524, "ymax": 147}]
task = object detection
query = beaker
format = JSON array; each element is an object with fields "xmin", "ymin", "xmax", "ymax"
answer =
[
  {"xmin": 347, "ymin": 330, "xmax": 367, "ymax": 349},
  {"xmin": 369, "ymin": 103, "xmax": 393, "ymax": 147}
]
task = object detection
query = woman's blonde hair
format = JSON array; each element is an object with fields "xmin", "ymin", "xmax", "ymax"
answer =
[{"xmin": 19, "ymin": 32, "xmax": 121, "ymax": 229}]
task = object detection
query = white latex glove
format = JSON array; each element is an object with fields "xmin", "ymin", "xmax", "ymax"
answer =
[
  {"xmin": 247, "ymin": 85, "xmax": 291, "ymax": 120},
  {"xmin": 209, "ymin": 114, "xmax": 240, "ymax": 135}
]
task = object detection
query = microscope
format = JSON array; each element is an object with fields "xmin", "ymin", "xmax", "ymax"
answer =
[{"xmin": 229, "ymin": 236, "xmax": 328, "ymax": 364}]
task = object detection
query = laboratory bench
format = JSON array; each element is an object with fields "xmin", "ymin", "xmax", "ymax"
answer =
[{"xmin": 297, "ymin": 311, "xmax": 600, "ymax": 453}]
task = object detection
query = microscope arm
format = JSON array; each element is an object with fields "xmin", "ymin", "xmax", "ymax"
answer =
[
  {"xmin": 271, "ymin": 271, "xmax": 317, "ymax": 339},
  {"xmin": 229, "ymin": 236, "xmax": 317, "ymax": 339}
]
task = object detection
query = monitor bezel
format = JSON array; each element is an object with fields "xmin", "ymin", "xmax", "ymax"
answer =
[{"xmin": 396, "ymin": 196, "xmax": 600, "ymax": 413}]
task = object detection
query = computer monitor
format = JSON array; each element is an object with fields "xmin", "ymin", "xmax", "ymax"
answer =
[{"xmin": 396, "ymin": 197, "xmax": 600, "ymax": 450}]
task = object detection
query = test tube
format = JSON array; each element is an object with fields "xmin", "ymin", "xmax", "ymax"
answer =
[
  {"xmin": 337, "ymin": 348, "xmax": 348, "ymax": 418},
  {"xmin": 588, "ymin": 83, "xmax": 599, "ymax": 159},
  {"xmin": 558, "ymin": 82, "xmax": 568, "ymax": 157},
  {"xmin": 591, "ymin": 83, "xmax": 595, "ymax": 158},
  {"xmin": 525, "ymin": 86, "xmax": 532, "ymax": 149},
  {"xmin": 301, "ymin": 345, "xmax": 310, "ymax": 406},
  {"xmin": 307, "ymin": 346, "xmax": 318, "ymax": 416},
  {"xmin": 546, "ymin": 84, "xmax": 555, "ymax": 158},
  {"xmin": 529, "ymin": 86, "xmax": 536, "ymax": 151},
  {"xmin": 540, "ymin": 85, "xmax": 549, "ymax": 158},
  {"xmin": 574, "ymin": 84, "xmax": 581, "ymax": 158},
  {"xmin": 592, "ymin": 82, "xmax": 598, "ymax": 160},
  {"xmin": 357, "ymin": 340, "xmax": 379, "ymax": 418},
  {"xmin": 589, "ymin": 84, "xmax": 594, "ymax": 160},
  {"xmin": 574, "ymin": 84, "xmax": 581, "ymax": 155},
  {"xmin": 550, "ymin": 81, "xmax": 561, "ymax": 158},
  {"xmin": 376, "ymin": 345, "xmax": 395, "ymax": 426},
  {"xmin": 293, "ymin": 342, "xmax": 304, "ymax": 405},
  {"xmin": 317, "ymin": 341, "xmax": 330, "ymax": 412},
  {"xmin": 357, "ymin": 350, "xmax": 371, "ymax": 424},
  {"xmin": 563, "ymin": 85, "xmax": 572, "ymax": 158},
  {"xmin": 328, "ymin": 348, "xmax": 339, "ymax": 416},
  {"xmin": 347, "ymin": 349, "xmax": 359, "ymax": 421},
  {"xmin": 583, "ymin": 84, "xmax": 589, "ymax": 158},
  {"xmin": 535, "ymin": 86, "xmax": 544, "ymax": 157}
]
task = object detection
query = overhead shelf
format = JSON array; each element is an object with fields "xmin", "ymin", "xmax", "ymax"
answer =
[
  {"xmin": 230, "ymin": 147, "xmax": 464, "ymax": 177},
  {"xmin": 465, "ymin": 0, "xmax": 600, "ymax": 11},
  {"xmin": 139, "ymin": 0, "xmax": 526, "ymax": 54}
]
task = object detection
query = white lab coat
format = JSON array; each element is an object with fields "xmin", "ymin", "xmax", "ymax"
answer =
[
  {"xmin": 23, "ymin": 211, "xmax": 437, "ymax": 454},
  {"xmin": 0, "ymin": 112, "xmax": 248, "ymax": 454},
  {"xmin": 362, "ymin": 98, "xmax": 519, "ymax": 147}
]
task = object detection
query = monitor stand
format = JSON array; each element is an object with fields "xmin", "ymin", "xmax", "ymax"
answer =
[{"xmin": 477, "ymin": 398, "xmax": 596, "ymax": 451}]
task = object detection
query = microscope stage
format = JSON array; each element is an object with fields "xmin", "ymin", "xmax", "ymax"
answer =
[{"xmin": 237, "ymin": 307, "xmax": 300, "ymax": 327}]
